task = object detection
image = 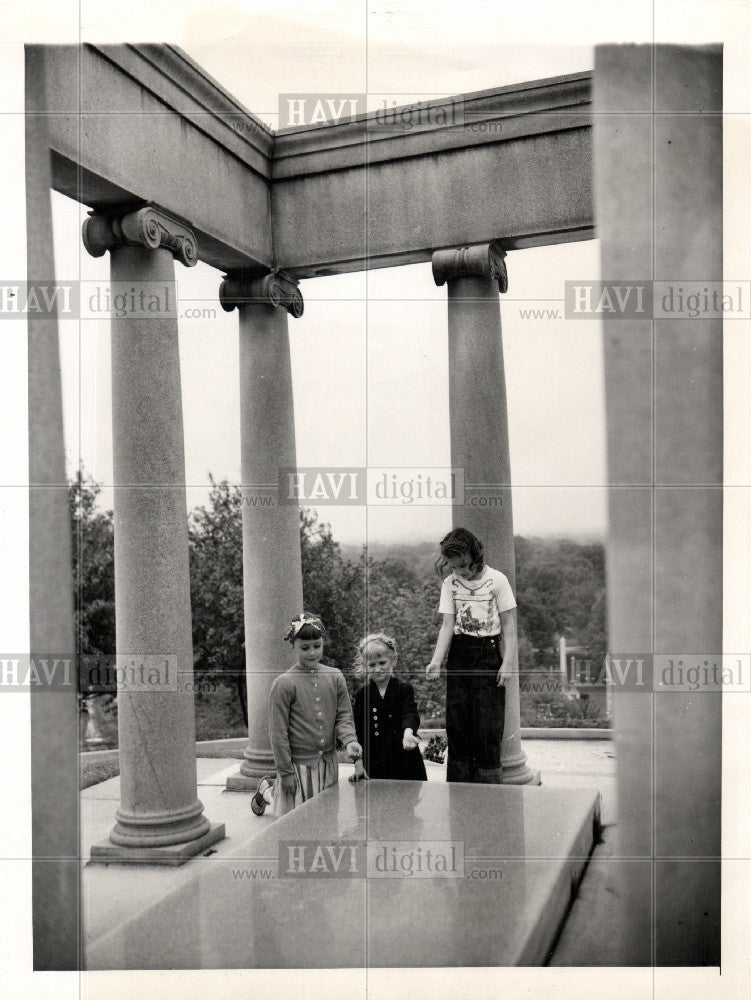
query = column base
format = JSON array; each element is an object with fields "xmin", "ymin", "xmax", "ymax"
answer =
[
  {"xmin": 225, "ymin": 746, "xmax": 276, "ymax": 791},
  {"xmin": 226, "ymin": 769, "xmax": 271, "ymax": 791},
  {"xmin": 89, "ymin": 822, "xmax": 225, "ymax": 866},
  {"xmin": 502, "ymin": 764, "xmax": 542, "ymax": 785}
]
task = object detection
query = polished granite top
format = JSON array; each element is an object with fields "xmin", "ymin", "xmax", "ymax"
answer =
[{"xmin": 86, "ymin": 779, "xmax": 600, "ymax": 969}]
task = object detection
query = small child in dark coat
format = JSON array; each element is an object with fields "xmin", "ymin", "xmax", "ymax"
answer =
[{"xmin": 352, "ymin": 633, "xmax": 427, "ymax": 782}]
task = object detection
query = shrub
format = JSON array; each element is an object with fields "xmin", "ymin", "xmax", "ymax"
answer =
[
  {"xmin": 520, "ymin": 689, "xmax": 609, "ymax": 728},
  {"xmin": 423, "ymin": 734, "xmax": 447, "ymax": 763}
]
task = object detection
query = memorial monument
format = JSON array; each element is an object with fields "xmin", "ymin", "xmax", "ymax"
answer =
[{"xmin": 26, "ymin": 42, "xmax": 721, "ymax": 969}]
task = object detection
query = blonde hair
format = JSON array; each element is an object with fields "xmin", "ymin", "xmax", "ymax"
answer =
[{"xmin": 352, "ymin": 632, "xmax": 398, "ymax": 681}]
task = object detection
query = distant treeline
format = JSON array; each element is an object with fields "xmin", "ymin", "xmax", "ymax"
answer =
[{"xmin": 71, "ymin": 472, "xmax": 606, "ymax": 724}]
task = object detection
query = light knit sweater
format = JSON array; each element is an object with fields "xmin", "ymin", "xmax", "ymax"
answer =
[{"xmin": 269, "ymin": 662, "xmax": 358, "ymax": 777}]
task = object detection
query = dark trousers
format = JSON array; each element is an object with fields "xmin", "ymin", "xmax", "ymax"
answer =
[{"xmin": 445, "ymin": 633, "xmax": 506, "ymax": 783}]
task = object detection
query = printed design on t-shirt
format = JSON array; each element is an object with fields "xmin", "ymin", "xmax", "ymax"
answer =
[
  {"xmin": 456, "ymin": 604, "xmax": 486, "ymax": 634},
  {"xmin": 452, "ymin": 576, "xmax": 499, "ymax": 635}
]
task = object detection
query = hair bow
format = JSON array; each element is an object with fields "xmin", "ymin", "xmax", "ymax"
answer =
[{"xmin": 284, "ymin": 613, "xmax": 326, "ymax": 642}]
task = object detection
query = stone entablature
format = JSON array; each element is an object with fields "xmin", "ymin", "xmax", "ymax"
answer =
[{"xmin": 40, "ymin": 44, "xmax": 593, "ymax": 278}]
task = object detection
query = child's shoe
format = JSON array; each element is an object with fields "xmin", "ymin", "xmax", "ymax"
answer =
[{"xmin": 251, "ymin": 775, "xmax": 273, "ymax": 815}]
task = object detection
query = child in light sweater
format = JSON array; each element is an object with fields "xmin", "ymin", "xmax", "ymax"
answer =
[{"xmin": 251, "ymin": 613, "xmax": 362, "ymax": 817}]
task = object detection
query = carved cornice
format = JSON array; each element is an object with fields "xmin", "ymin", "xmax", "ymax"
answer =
[
  {"xmin": 432, "ymin": 242, "xmax": 508, "ymax": 292},
  {"xmin": 219, "ymin": 271, "xmax": 304, "ymax": 318},
  {"xmin": 272, "ymin": 73, "xmax": 591, "ymax": 180},
  {"xmin": 94, "ymin": 45, "xmax": 274, "ymax": 176},
  {"xmin": 82, "ymin": 206, "xmax": 198, "ymax": 267}
]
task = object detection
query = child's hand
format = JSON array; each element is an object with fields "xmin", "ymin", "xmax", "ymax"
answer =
[
  {"xmin": 426, "ymin": 661, "xmax": 441, "ymax": 680},
  {"xmin": 403, "ymin": 733, "xmax": 420, "ymax": 751},
  {"xmin": 349, "ymin": 758, "xmax": 367, "ymax": 782},
  {"xmin": 497, "ymin": 665, "xmax": 514, "ymax": 687},
  {"xmin": 281, "ymin": 772, "xmax": 298, "ymax": 795},
  {"xmin": 346, "ymin": 741, "xmax": 363, "ymax": 761}
]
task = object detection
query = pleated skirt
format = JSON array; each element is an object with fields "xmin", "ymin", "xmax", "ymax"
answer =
[{"xmin": 271, "ymin": 753, "xmax": 339, "ymax": 817}]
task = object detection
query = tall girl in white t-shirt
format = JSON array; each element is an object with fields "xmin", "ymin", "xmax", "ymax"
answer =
[{"xmin": 426, "ymin": 527, "xmax": 518, "ymax": 783}]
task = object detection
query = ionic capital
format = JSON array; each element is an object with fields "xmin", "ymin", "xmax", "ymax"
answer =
[
  {"xmin": 219, "ymin": 270, "xmax": 304, "ymax": 318},
  {"xmin": 432, "ymin": 241, "xmax": 508, "ymax": 293},
  {"xmin": 82, "ymin": 206, "xmax": 198, "ymax": 267}
]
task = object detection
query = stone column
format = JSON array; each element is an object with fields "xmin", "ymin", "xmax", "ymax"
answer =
[
  {"xmin": 594, "ymin": 44, "xmax": 722, "ymax": 965},
  {"xmin": 432, "ymin": 243, "xmax": 537, "ymax": 784},
  {"xmin": 219, "ymin": 271, "xmax": 305, "ymax": 790},
  {"xmin": 26, "ymin": 44, "xmax": 80, "ymax": 969},
  {"xmin": 83, "ymin": 206, "xmax": 224, "ymax": 862}
]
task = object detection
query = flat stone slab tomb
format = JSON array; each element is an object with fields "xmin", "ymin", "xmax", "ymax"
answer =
[{"xmin": 86, "ymin": 779, "xmax": 601, "ymax": 969}]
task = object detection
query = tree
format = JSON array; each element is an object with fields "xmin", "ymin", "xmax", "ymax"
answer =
[
  {"xmin": 577, "ymin": 587, "xmax": 608, "ymax": 666},
  {"xmin": 299, "ymin": 509, "xmax": 364, "ymax": 681},
  {"xmin": 514, "ymin": 536, "xmax": 607, "ymax": 663},
  {"xmin": 515, "ymin": 582, "xmax": 558, "ymax": 656},
  {"xmin": 69, "ymin": 469, "xmax": 117, "ymax": 744},
  {"xmin": 188, "ymin": 476, "xmax": 246, "ymax": 719},
  {"xmin": 69, "ymin": 469, "xmax": 116, "ymax": 663}
]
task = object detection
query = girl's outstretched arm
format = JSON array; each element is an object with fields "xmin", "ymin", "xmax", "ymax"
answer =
[
  {"xmin": 352, "ymin": 686, "xmax": 365, "ymax": 749},
  {"xmin": 400, "ymin": 682, "xmax": 420, "ymax": 733},
  {"xmin": 426, "ymin": 613, "xmax": 455, "ymax": 678},
  {"xmin": 334, "ymin": 671, "xmax": 361, "ymax": 759}
]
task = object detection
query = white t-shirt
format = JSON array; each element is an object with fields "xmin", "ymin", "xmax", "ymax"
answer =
[{"xmin": 438, "ymin": 566, "xmax": 516, "ymax": 637}]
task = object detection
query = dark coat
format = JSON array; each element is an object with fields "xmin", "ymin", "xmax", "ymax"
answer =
[{"xmin": 353, "ymin": 677, "xmax": 428, "ymax": 781}]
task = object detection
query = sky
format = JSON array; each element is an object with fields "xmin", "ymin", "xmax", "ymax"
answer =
[{"xmin": 50, "ymin": 26, "xmax": 608, "ymax": 545}]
